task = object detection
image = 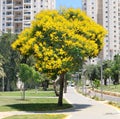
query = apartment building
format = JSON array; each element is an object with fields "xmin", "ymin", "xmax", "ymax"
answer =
[
  {"xmin": 0, "ymin": 0, "xmax": 56, "ymax": 34},
  {"xmin": 82, "ymin": 0, "xmax": 120, "ymax": 61}
]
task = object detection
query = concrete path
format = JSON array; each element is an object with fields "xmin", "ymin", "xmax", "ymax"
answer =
[{"xmin": 64, "ymin": 86, "xmax": 120, "ymax": 119}]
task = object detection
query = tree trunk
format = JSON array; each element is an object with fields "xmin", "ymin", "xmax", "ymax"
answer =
[
  {"xmin": 53, "ymin": 76, "xmax": 60, "ymax": 96},
  {"xmin": 6, "ymin": 78, "xmax": 10, "ymax": 91},
  {"xmin": 104, "ymin": 78, "xmax": 107, "ymax": 85},
  {"xmin": 113, "ymin": 74, "xmax": 119, "ymax": 85},
  {"xmin": 58, "ymin": 73, "xmax": 64, "ymax": 106},
  {"xmin": 64, "ymin": 75, "xmax": 67, "ymax": 93},
  {"xmin": 22, "ymin": 83, "xmax": 25, "ymax": 100}
]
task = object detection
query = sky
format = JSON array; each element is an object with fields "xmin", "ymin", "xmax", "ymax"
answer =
[{"xmin": 56, "ymin": 0, "xmax": 82, "ymax": 9}]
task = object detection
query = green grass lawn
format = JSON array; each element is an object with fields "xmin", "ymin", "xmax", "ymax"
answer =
[
  {"xmin": 0, "ymin": 89, "xmax": 72, "ymax": 112},
  {"xmin": 0, "ymin": 98, "xmax": 72, "ymax": 112},
  {"xmin": 0, "ymin": 90, "xmax": 56, "ymax": 97},
  {"xmin": 98, "ymin": 84, "xmax": 120, "ymax": 93},
  {"xmin": 4, "ymin": 114, "xmax": 67, "ymax": 119}
]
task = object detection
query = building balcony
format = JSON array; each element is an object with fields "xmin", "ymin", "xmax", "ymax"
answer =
[
  {"xmin": 13, "ymin": 1, "xmax": 23, "ymax": 6},
  {"xmin": 14, "ymin": 29, "xmax": 22, "ymax": 34},
  {"xmin": 24, "ymin": 24, "xmax": 31, "ymax": 28},
  {"xmin": 14, "ymin": 15, "xmax": 22, "ymax": 18},
  {"xmin": 6, "ymin": 14, "xmax": 13, "ymax": 16},
  {"xmin": 6, "ymin": 19, "xmax": 12, "ymax": 22},
  {"xmin": 6, "ymin": 25, "xmax": 13, "ymax": 28},
  {"xmin": 14, "ymin": 18, "xmax": 23, "ymax": 22},
  {"xmin": 6, "ymin": 2, "xmax": 12, "ymax": 4},
  {"xmin": 24, "ymin": 0, "xmax": 31, "ymax": 3},
  {"xmin": 13, "ymin": 6, "xmax": 23, "ymax": 11},
  {"xmin": 6, "ymin": 6, "xmax": 12, "ymax": 10}
]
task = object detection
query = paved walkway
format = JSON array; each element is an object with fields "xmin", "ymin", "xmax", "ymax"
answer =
[
  {"xmin": 64, "ymin": 86, "xmax": 120, "ymax": 119},
  {"xmin": 0, "ymin": 87, "xmax": 120, "ymax": 119}
]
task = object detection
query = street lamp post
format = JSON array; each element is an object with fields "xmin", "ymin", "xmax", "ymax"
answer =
[
  {"xmin": 100, "ymin": 56, "xmax": 103, "ymax": 100},
  {"xmin": 98, "ymin": 50, "xmax": 104, "ymax": 100}
]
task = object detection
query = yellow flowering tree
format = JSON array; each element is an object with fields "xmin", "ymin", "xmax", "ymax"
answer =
[{"xmin": 11, "ymin": 8, "xmax": 107, "ymax": 106}]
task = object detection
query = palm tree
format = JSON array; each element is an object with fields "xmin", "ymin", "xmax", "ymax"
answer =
[{"xmin": 0, "ymin": 54, "xmax": 6, "ymax": 91}]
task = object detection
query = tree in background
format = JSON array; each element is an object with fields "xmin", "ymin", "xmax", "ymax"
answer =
[
  {"xmin": 0, "ymin": 54, "xmax": 6, "ymax": 91},
  {"xmin": 19, "ymin": 64, "xmax": 40, "ymax": 100},
  {"xmin": 0, "ymin": 33, "xmax": 19, "ymax": 91},
  {"xmin": 85, "ymin": 64, "xmax": 100, "ymax": 86},
  {"xmin": 111, "ymin": 54, "xmax": 120, "ymax": 84},
  {"xmin": 102, "ymin": 60, "xmax": 112, "ymax": 85},
  {"xmin": 12, "ymin": 8, "xmax": 107, "ymax": 106}
]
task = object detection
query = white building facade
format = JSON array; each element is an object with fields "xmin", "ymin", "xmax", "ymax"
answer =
[
  {"xmin": 0, "ymin": 0, "xmax": 56, "ymax": 34},
  {"xmin": 82, "ymin": 0, "xmax": 120, "ymax": 61}
]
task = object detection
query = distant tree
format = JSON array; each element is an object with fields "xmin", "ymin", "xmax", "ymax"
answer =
[
  {"xmin": 88, "ymin": 64, "xmax": 100, "ymax": 81},
  {"xmin": 102, "ymin": 60, "xmax": 112, "ymax": 85},
  {"xmin": 19, "ymin": 64, "xmax": 40, "ymax": 100},
  {"xmin": 111, "ymin": 54, "xmax": 120, "ymax": 84},
  {"xmin": 0, "ymin": 33, "xmax": 19, "ymax": 91},
  {"xmin": 0, "ymin": 54, "xmax": 6, "ymax": 91}
]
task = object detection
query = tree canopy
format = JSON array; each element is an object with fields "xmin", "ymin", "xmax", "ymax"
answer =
[{"xmin": 11, "ymin": 8, "xmax": 107, "ymax": 76}]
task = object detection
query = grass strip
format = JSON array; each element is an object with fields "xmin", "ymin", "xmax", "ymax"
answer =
[{"xmin": 4, "ymin": 114, "xmax": 67, "ymax": 119}]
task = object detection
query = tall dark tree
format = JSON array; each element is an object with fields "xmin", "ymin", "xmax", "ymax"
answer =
[
  {"xmin": 111, "ymin": 54, "xmax": 120, "ymax": 84},
  {"xmin": 0, "ymin": 54, "xmax": 6, "ymax": 91},
  {"xmin": 102, "ymin": 60, "xmax": 112, "ymax": 85},
  {"xmin": 0, "ymin": 33, "xmax": 19, "ymax": 91}
]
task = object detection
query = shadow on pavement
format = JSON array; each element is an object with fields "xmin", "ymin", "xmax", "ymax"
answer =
[
  {"xmin": 60, "ymin": 104, "xmax": 92, "ymax": 113},
  {"xmin": 54, "ymin": 104, "xmax": 92, "ymax": 113}
]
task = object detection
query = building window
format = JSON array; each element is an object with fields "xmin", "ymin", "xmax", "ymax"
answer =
[
  {"xmin": 106, "ymin": 40, "xmax": 108, "ymax": 42},
  {"xmin": 24, "ymin": 0, "xmax": 31, "ymax": 3}
]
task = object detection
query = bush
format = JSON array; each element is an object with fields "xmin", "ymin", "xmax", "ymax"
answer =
[{"xmin": 92, "ymin": 79, "xmax": 100, "ymax": 88}]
